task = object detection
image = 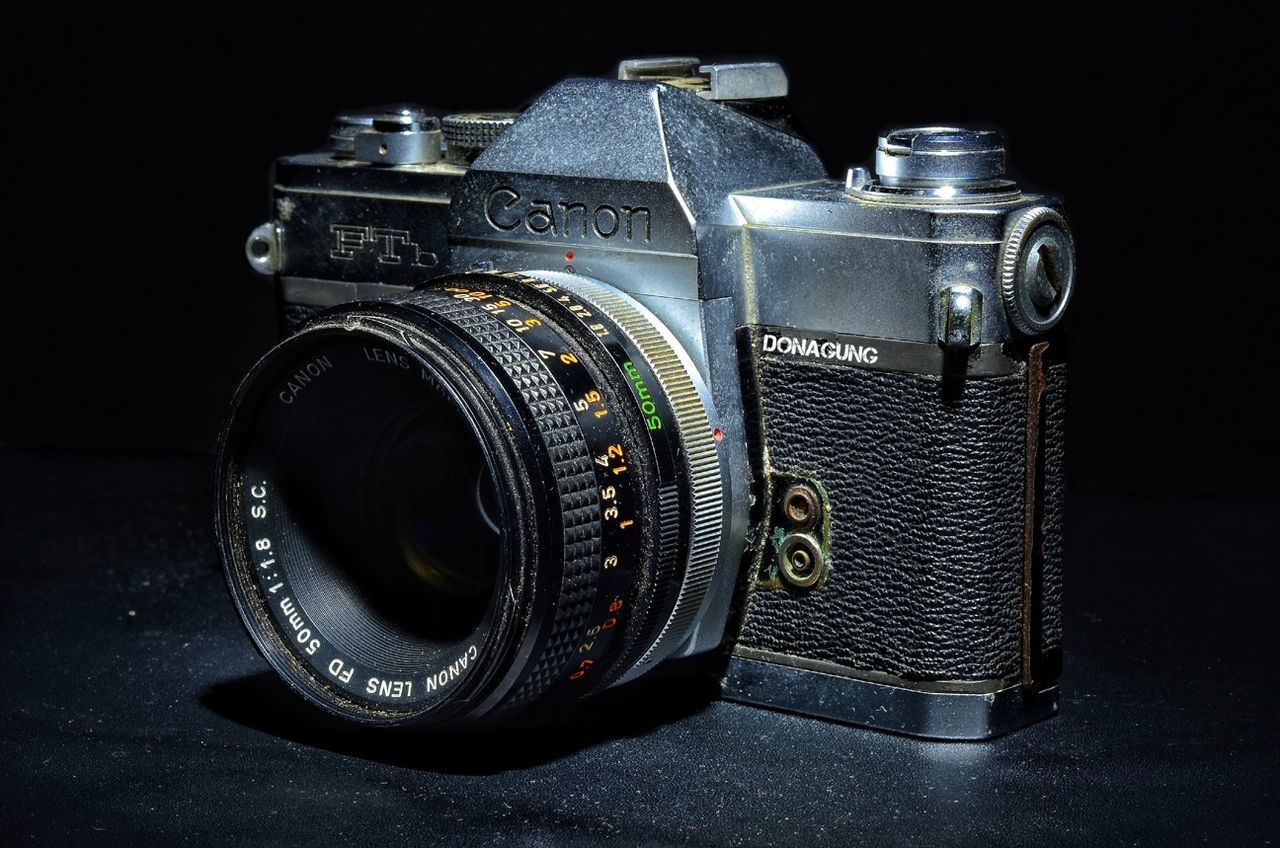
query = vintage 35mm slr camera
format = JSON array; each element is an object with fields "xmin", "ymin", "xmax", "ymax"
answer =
[{"xmin": 218, "ymin": 58, "xmax": 1074, "ymax": 739}]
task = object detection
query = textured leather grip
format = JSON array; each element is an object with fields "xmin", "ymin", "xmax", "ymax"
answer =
[{"xmin": 736, "ymin": 344, "xmax": 1067, "ymax": 685}]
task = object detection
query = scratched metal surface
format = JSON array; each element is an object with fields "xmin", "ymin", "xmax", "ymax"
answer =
[{"xmin": 1, "ymin": 448, "xmax": 1274, "ymax": 846}]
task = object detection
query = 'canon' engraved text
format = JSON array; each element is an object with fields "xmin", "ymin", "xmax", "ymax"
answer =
[{"xmin": 484, "ymin": 185, "xmax": 651, "ymax": 242}]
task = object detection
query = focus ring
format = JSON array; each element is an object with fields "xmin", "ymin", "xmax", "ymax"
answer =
[
  {"xmin": 407, "ymin": 291, "xmax": 603, "ymax": 706},
  {"xmin": 529, "ymin": 273, "xmax": 725, "ymax": 680}
]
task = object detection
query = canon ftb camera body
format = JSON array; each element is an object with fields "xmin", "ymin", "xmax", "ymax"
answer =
[{"xmin": 219, "ymin": 58, "xmax": 1073, "ymax": 739}]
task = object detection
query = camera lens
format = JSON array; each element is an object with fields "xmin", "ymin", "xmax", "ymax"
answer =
[{"xmin": 217, "ymin": 272, "xmax": 724, "ymax": 725}]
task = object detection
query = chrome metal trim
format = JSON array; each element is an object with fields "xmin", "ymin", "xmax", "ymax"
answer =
[{"xmin": 722, "ymin": 653, "xmax": 1058, "ymax": 740}]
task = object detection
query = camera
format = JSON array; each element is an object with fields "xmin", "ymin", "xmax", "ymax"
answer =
[{"xmin": 218, "ymin": 57, "xmax": 1073, "ymax": 740}]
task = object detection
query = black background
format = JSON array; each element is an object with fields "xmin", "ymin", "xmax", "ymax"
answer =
[
  {"xmin": 3, "ymin": 8, "xmax": 1275, "ymax": 498},
  {"xmin": 2, "ymin": 8, "xmax": 1277, "ymax": 847}
]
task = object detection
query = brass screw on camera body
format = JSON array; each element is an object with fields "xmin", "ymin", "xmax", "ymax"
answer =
[
  {"xmin": 778, "ymin": 533, "xmax": 825, "ymax": 589},
  {"xmin": 776, "ymin": 482, "xmax": 826, "ymax": 588},
  {"xmin": 782, "ymin": 483, "xmax": 821, "ymax": 531}
]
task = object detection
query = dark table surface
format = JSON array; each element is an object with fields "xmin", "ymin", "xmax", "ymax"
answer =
[{"xmin": 1, "ymin": 448, "xmax": 1275, "ymax": 846}]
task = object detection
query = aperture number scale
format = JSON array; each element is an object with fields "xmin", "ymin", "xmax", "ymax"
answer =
[{"xmin": 443, "ymin": 281, "xmax": 642, "ymax": 687}]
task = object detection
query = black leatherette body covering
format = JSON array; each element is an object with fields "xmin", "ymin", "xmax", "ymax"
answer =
[{"xmin": 737, "ymin": 344, "xmax": 1067, "ymax": 683}]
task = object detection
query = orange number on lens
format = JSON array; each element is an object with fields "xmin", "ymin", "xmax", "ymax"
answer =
[{"xmin": 569, "ymin": 658, "xmax": 594, "ymax": 681}]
